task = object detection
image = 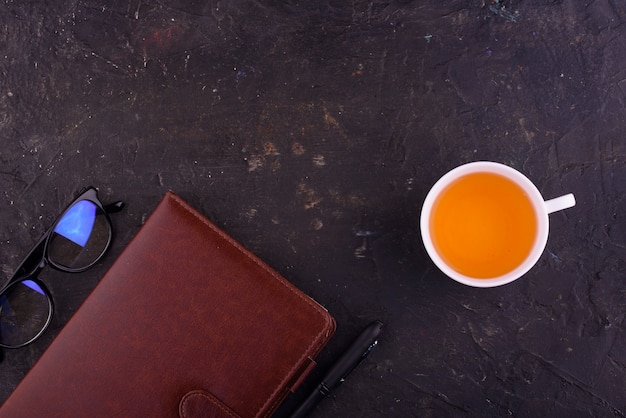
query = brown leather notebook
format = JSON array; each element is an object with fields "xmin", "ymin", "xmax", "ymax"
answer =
[{"xmin": 1, "ymin": 191, "xmax": 335, "ymax": 418}]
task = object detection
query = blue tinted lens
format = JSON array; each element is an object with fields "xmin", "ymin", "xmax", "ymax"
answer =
[
  {"xmin": 53, "ymin": 200, "xmax": 97, "ymax": 247},
  {"xmin": 0, "ymin": 279, "xmax": 52, "ymax": 348},
  {"xmin": 48, "ymin": 199, "xmax": 111, "ymax": 270},
  {"xmin": 21, "ymin": 279, "xmax": 46, "ymax": 295}
]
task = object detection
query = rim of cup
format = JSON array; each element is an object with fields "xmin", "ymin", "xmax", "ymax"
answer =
[{"xmin": 420, "ymin": 161, "xmax": 550, "ymax": 288}]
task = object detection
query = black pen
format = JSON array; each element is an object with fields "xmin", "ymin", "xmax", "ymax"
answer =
[{"xmin": 290, "ymin": 320, "xmax": 384, "ymax": 418}]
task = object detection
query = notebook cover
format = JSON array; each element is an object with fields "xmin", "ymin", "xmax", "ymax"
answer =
[{"xmin": 0, "ymin": 191, "xmax": 336, "ymax": 418}]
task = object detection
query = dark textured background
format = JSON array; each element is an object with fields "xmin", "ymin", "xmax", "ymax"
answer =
[{"xmin": 1, "ymin": 1, "xmax": 624, "ymax": 416}]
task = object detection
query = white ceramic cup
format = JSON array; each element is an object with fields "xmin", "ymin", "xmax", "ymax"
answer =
[{"xmin": 420, "ymin": 161, "xmax": 575, "ymax": 287}]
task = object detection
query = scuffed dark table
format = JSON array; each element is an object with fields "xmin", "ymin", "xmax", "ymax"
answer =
[{"xmin": 1, "ymin": 1, "xmax": 624, "ymax": 416}]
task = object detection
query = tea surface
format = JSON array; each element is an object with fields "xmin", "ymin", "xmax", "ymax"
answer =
[{"xmin": 430, "ymin": 172, "xmax": 538, "ymax": 278}]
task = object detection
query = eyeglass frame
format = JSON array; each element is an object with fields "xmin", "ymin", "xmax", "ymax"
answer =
[{"xmin": 0, "ymin": 186, "xmax": 124, "ymax": 349}]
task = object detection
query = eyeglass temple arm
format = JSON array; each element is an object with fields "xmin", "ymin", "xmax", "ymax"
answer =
[
  {"xmin": 104, "ymin": 201, "xmax": 125, "ymax": 214},
  {"xmin": 3, "ymin": 232, "xmax": 48, "ymax": 288}
]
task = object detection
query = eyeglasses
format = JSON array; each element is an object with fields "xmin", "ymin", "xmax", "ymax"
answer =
[{"xmin": 0, "ymin": 187, "xmax": 124, "ymax": 349}]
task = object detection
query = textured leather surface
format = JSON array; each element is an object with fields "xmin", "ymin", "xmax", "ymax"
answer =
[{"xmin": 0, "ymin": 191, "xmax": 335, "ymax": 418}]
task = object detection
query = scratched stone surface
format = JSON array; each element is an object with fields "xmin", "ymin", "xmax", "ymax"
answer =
[{"xmin": 0, "ymin": 0, "xmax": 625, "ymax": 416}]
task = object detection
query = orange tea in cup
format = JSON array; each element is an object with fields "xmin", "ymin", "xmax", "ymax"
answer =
[
  {"xmin": 429, "ymin": 172, "xmax": 538, "ymax": 278},
  {"xmin": 421, "ymin": 161, "xmax": 575, "ymax": 287}
]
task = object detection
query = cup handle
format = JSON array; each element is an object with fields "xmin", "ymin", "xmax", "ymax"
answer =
[{"xmin": 544, "ymin": 193, "xmax": 576, "ymax": 214}]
